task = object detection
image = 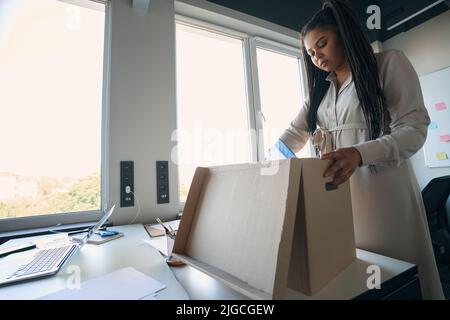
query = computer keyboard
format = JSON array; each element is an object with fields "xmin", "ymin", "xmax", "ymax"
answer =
[{"xmin": 7, "ymin": 244, "xmax": 78, "ymax": 280}]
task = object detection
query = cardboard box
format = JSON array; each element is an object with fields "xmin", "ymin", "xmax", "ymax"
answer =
[{"xmin": 172, "ymin": 158, "xmax": 356, "ymax": 299}]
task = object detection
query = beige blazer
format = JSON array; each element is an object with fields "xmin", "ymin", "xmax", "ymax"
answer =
[{"xmin": 281, "ymin": 50, "xmax": 444, "ymax": 299}]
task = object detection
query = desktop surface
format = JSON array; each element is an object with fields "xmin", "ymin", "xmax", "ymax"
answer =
[
  {"xmin": 0, "ymin": 224, "xmax": 419, "ymax": 300},
  {"xmin": 0, "ymin": 225, "xmax": 189, "ymax": 300}
]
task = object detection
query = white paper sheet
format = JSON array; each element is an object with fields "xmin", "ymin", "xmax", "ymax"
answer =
[
  {"xmin": 143, "ymin": 237, "xmax": 169, "ymax": 256},
  {"xmin": 40, "ymin": 267, "xmax": 166, "ymax": 300}
]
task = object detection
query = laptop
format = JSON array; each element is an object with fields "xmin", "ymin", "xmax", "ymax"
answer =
[{"xmin": 0, "ymin": 205, "xmax": 116, "ymax": 286}]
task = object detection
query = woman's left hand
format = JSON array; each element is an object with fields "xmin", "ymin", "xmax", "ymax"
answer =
[{"xmin": 321, "ymin": 147, "xmax": 362, "ymax": 186}]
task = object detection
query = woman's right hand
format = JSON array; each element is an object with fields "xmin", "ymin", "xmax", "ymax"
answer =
[{"xmin": 321, "ymin": 147, "xmax": 362, "ymax": 186}]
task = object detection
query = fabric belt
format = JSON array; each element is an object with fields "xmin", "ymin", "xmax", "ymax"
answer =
[{"xmin": 312, "ymin": 122, "xmax": 367, "ymax": 157}]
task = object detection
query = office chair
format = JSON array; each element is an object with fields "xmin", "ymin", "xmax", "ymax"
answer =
[{"xmin": 422, "ymin": 176, "xmax": 450, "ymax": 270}]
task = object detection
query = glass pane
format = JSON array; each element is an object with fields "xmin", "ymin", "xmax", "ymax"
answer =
[
  {"xmin": 0, "ymin": 0, "xmax": 105, "ymax": 219},
  {"xmin": 256, "ymin": 47, "xmax": 310, "ymax": 158},
  {"xmin": 176, "ymin": 24, "xmax": 251, "ymax": 202}
]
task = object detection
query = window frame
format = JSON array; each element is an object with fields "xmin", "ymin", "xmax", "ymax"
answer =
[
  {"xmin": 175, "ymin": 16, "xmax": 256, "ymax": 162},
  {"xmin": 175, "ymin": 14, "xmax": 313, "ymax": 210},
  {"xmin": 250, "ymin": 37, "xmax": 313, "ymax": 160},
  {"xmin": 0, "ymin": 0, "xmax": 111, "ymax": 233}
]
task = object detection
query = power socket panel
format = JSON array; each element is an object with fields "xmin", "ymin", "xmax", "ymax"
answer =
[
  {"xmin": 120, "ymin": 161, "xmax": 134, "ymax": 207},
  {"xmin": 156, "ymin": 161, "xmax": 169, "ymax": 204}
]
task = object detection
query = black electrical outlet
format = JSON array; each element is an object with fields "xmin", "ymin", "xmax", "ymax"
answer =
[
  {"xmin": 120, "ymin": 161, "xmax": 134, "ymax": 207},
  {"xmin": 156, "ymin": 161, "xmax": 169, "ymax": 204}
]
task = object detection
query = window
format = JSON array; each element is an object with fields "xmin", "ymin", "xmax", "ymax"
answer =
[
  {"xmin": 0, "ymin": 0, "xmax": 106, "ymax": 220},
  {"xmin": 175, "ymin": 21, "xmax": 311, "ymax": 203},
  {"xmin": 255, "ymin": 46, "xmax": 310, "ymax": 158},
  {"xmin": 175, "ymin": 23, "xmax": 252, "ymax": 202}
]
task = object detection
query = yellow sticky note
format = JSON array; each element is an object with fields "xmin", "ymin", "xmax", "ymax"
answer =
[{"xmin": 436, "ymin": 152, "xmax": 448, "ymax": 160}]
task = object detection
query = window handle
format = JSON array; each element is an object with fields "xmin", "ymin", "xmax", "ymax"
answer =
[{"xmin": 258, "ymin": 111, "xmax": 266, "ymax": 123}]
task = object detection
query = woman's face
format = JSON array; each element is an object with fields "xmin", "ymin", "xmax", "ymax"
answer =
[{"xmin": 303, "ymin": 27, "xmax": 347, "ymax": 72}]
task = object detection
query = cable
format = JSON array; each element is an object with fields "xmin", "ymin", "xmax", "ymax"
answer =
[
  {"xmin": 48, "ymin": 223, "xmax": 64, "ymax": 234},
  {"xmin": 126, "ymin": 189, "xmax": 141, "ymax": 225}
]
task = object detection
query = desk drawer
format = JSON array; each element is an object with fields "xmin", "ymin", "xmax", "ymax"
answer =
[{"xmin": 381, "ymin": 276, "xmax": 422, "ymax": 300}]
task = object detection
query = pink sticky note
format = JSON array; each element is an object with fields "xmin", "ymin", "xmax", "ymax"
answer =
[
  {"xmin": 435, "ymin": 102, "xmax": 447, "ymax": 111},
  {"xmin": 440, "ymin": 134, "xmax": 450, "ymax": 142}
]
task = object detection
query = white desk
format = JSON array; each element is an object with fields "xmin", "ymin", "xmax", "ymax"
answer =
[
  {"xmin": 170, "ymin": 248, "xmax": 420, "ymax": 300},
  {"xmin": 0, "ymin": 224, "xmax": 419, "ymax": 300},
  {"xmin": 0, "ymin": 225, "xmax": 189, "ymax": 300}
]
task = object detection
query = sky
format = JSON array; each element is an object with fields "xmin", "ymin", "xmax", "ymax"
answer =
[{"xmin": 0, "ymin": 0, "xmax": 105, "ymax": 178}]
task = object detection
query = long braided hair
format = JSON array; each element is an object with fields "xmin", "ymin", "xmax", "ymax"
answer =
[{"xmin": 301, "ymin": 0, "xmax": 389, "ymax": 141}]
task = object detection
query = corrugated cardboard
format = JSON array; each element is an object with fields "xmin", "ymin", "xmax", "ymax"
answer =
[{"xmin": 172, "ymin": 158, "xmax": 356, "ymax": 299}]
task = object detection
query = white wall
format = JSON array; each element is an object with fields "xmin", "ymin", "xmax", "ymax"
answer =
[
  {"xmin": 383, "ymin": 10, "xmax": 450, "ymax": 190},
  {"xmin": 175, "ymin": 0, "xmax": 300, "ymax": 47},
  {"xmin": 108, "ymin": 0, "xmax": 179, "ymax": 225}
]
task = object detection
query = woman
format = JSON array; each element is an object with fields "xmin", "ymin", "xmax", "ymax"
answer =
[{"xmin": 280, "ymin": 0, "xmax": 444, "ymax": 299}]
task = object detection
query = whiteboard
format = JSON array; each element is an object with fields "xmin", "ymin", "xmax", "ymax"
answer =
[{"xmin": 419, "ymin": 66, "xmax": 450, "ymax": 168}]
